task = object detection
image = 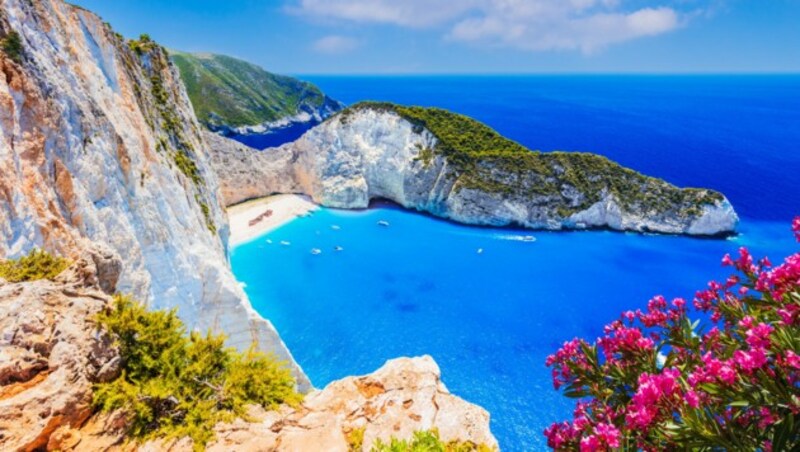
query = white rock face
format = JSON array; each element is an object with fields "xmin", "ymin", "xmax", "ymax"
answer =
[
  {"xmin": 209, "ymin": 108, "xmax": 738, "ymax": 236},
  {"xmin": 0, "ymin": 0, "xmax": 308, "ymax": 389}
]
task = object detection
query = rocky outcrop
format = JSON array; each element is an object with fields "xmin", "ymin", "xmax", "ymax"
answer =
[
  {"xmin": 207, "ymin": 105, "xmax": 738, "ymax": 236},
  {"xmin": 204, "ymin": 131, "xmax": 303, "ymax": 206},
  {"xmin": 70, "ymin": 356, "xmax": 497, "ymax": 451},
  {"xmin": 0, "ymin": 0, "xmax": 307, "ymax": 389},
  {"xmin": 0, "ymin": 246, "xmax": 121, "ymax": 451}
]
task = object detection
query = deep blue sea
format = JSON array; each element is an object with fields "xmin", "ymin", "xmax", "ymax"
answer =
[{"xmin": 230, "ymin": 76, "xmax": 800, "ymax": 450}]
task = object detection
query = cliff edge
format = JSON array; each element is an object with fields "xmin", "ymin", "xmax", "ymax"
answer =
[{"xmin": 0, "ymin": 0, "xmax": 307, "ymax": 388}]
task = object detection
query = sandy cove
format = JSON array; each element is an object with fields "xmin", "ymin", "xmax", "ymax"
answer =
[{"xmin": 227, "ymin": 194, "xmax": 319, "ymax": 246}]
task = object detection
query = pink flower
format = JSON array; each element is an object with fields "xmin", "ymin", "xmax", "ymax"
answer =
[
  {"xmin": 784, "ymin": 350, "xmax": 800, "ymax": 369},
  {"xmin": 594, "ymin": 423, "xmax": 621, "ymax": 448},
  {"xmin": 793, "ymin": 216, "xmax": 800, "ymax": 242},
  {"xmin": 580, "ymin": 435, "xmax": 601, "ymax": 452},
  {"xmin": 684, "ymin": 389, "xmax": 701, "ymax": 409},
  {"xmin": 733, "ymin": 349, "xmax": 768, "ymax": 373},
  {"xmin": 745, "ymin": 323, "xmax": 773, "ymax": 349}
]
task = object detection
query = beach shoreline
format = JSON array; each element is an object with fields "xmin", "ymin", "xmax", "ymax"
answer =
[{"xmin": 227, "ymin": 194, "xmax": 319, "ymax": 247}]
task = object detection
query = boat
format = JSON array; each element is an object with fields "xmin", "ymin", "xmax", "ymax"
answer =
[
  {"xmin": 311, "ymin": 248, "xmax": 322, "ymax": 255},
  {"xmin": 265, "ymin": 239, "xmax": 273, "ymax": 244},
  {"xmin": 334, "ymin": 246, "xmax": 344, "ymax": 252},
  {"xmin": 522, "ymin": 236, "xmax": 536, "ymax": 242},
  {"xmin": 377, "ymin": 220, "xmax": 390, "ymax": 227},
  {"xmin": 280, "ymin": 241, "xmax": 291, "ymax": 246},
  {"xmin": 477, "ymin": 248, "xmax": 484, "ymax": 254},
  {"xmin": 331, "ymin": 225, "xmax": 341, "ymax": 230}
]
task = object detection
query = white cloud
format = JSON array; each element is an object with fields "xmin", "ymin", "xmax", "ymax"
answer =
[
  {"xmin": 293, "ymin": 0, "xmax": 688, "ymax": 52},
  {"xmin": 312, "ymin": 35, "xmax": 361, "ymax": 54},
  {"xmin": 294, "ymin": 0, "xmax": 480, "ymax": 27}
]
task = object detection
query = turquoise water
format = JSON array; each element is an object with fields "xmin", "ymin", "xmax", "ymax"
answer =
[{"xmin": 231, "ymin": 76, "xmax": 800, "ymax": 450}]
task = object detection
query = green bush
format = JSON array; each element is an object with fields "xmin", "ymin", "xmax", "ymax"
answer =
[
  {"xmin": 0, "ymin": 249, "xmax": 69, "ymax": 282},
  {"xmin": 370, "ymin": 429, "xmax": 493, "ymax": 452},
  {"xmin": 1, "ymin": 30, "xmax": 23, "ymax": 63},
  {"xmin": 94, "ymin": 296, "xmax": 301, "ymax": 450},
  {"xmin": 173, "ymin": 150, "xmax": 202, "ymax": 185}
]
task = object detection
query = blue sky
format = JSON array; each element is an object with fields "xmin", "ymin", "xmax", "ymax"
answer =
[{"xmin": 72, "ymin": 0, "xmax": 800, "ymax": 75}]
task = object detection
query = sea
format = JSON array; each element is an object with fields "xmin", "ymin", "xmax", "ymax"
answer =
[{"xmin": 229, "ymin": 76, "xmax": 800, "ymax": 450}]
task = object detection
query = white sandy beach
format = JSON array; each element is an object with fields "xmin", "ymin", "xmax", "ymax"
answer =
[{"xmin": 227, "ymin": 194, "xmax": 319, "ymax": 246}]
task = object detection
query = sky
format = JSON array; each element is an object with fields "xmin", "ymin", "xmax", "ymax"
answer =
[{"xmin": 71, "ymin": 0, "xmax": 800, "ymax": 75}]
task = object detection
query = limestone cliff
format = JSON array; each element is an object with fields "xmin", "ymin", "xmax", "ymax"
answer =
[
  {"xmin": 0, "ymin": 0, "xmax": 307, "ymax": 388},
  {"xmin": 207, "ymin": 103, "xmax": 738, "ymax": 236}
]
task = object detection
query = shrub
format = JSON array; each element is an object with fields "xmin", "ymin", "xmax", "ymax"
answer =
[
  {"xmin": 0, "ymin": 249, "xmax": 69, "ymax": 282},
  {"xmin": 371, "ymin": 429, "xmax": 493, "ymax": 452},
  {"xmin": 1, "ymin": 30, "xmax": 23, "ymax": 63},
  {"xmin": 94, "ymin": 296, "xmax": 301, "ymax": 450},
  {"xmin": 544, "ymin": 217, "xmax": 800, "ymax": 451}
]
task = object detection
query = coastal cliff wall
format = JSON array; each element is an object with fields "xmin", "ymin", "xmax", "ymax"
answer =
[
  {"xmin": 0, "ymin": 0, "xmax": 307, "ymax": 389},
  {"xmin": 208, "ymin": 105, "xmax": 738, "ymax": 236}
]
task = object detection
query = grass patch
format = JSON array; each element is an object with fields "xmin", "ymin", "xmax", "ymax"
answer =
[
  {"xmin": 173, "ymin": 149, "xmax": 201, "ymax": 185},
  {"xmin": 0, "ymin": 249, "xmax": 69, "ymax": 283},
  {"xmin": 196, "ymin": 196, "xmax": 217, "ymax": 234},
  {"xmin": 371, "ymin": 429, "xmax": 493, "ymax": 452},
  {"xmin": 94, "ymin": 296, "xmax": 301, "ymax": 450},
  {"xmin": 1, "ymin": 30, "xmax": 23, "ymax": 63}
]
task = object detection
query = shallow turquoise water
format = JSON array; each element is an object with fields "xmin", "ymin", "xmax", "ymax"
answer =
[
  {"xmin": 231, "ymin": 76, "xmax": 800, "ymax": 449},
  {"xmin": 231, "ymin": 207, "xmax": 796, "ymax": 450}
]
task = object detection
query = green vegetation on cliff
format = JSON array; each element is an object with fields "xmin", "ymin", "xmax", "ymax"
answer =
[
  {"xmin": 0, "ymin": 30, "xmax": 23, "ymax": 63},
  {"xmin": 342, "ymin": 102, "xmax": 724, "ymax": 218},
  {"xmin": 0, "ymin": 249, "xmax": 69, "ymax": 282},
  {"xmin": 369, "ymin": 429, "xmax": 493, "ymax": 452},
  {"xmin": 94, "ymin": 296, "xmax": 301, "ymax": 450},
  {"xmin": 171, "ymin": 51, "xmax": 335, "ymax": 129}
]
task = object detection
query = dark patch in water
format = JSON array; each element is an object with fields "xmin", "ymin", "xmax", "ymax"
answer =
[
  {"xmin": 225, "ymin": 120, "xmax": 319, "ymax": 150},
  {"xmin": 383, "ymin": 290, "xmax": 398, "ymax": 301},
  {"xmin": 396, "ymin": 302, "xmax": 419, "ymax": 313},
  {"xmin": 417, "ymin": 280, "xmax": 437, "ymax": 292}
]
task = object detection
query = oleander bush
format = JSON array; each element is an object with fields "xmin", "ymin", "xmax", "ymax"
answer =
[
  {"xmin": 545, "ymin": 217, "xmax": 800, "ymax": 451},
  {"xmin": 94, "ymin": 295, "xmax": 301, "ymax": 450},
  {"xmin": 0, "ymin": 249, "xmax": 70, "ymax": 282}
]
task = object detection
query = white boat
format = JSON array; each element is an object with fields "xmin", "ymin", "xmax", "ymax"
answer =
[
  {"xmin": 331, "ymin": 225, "xmax": 341, "ymax": 230},
  {"xmin": 377, "ymin": 220, "xmax": 390, "ymax": 227},
  {"xmin": 477, "ymin": 248, "xmax": 484, "ymax": 254},
  {"xmin": 310, "ymin": 248, "xmax": 322, "ymax": 255},
  {"xmin": 522, "ymin": 236, "xmax": 536, "ymax": 242},
  {"xmin": 265, "ymin": 239, "xmax": 273, "ymax": 244},
  {"xmin": 280, "ymin": 241, "xmax": 291, "ymax": 246},
  {"xmin": 334, "ymin": 246, "xmax": 344, "ymax": 252}
]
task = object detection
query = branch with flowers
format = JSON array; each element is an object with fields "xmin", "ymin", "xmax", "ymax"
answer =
[{"xmin": 545, "ymin": 217, "xmax": 800, "ymax": 451}]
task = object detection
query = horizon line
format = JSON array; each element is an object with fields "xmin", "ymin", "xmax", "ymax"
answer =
[{"xmin": 291, "ymin": 72, "xmax": 800, "ymax": 78}]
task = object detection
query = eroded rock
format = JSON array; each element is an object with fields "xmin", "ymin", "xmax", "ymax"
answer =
[{"xmin": 0, "ymin": 246, "xmax": 121, "ymax": 451}]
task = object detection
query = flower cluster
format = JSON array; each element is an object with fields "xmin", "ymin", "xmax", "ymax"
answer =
[{"xmin": 544, "ymin": 218, "xmax": 800, "ymax": 451}]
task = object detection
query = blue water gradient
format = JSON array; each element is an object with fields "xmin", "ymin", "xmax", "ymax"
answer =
[{"xmin": 231, "ymin": 76, "xmax": 800, "ymax": 450}]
